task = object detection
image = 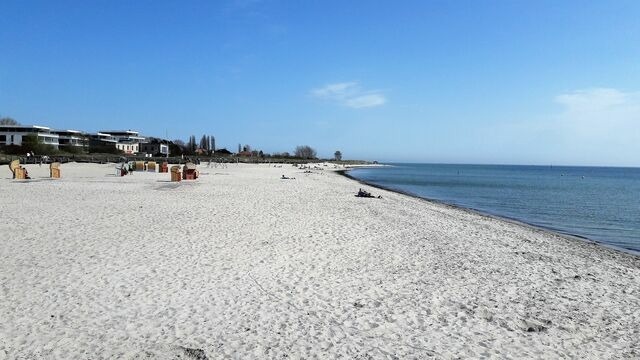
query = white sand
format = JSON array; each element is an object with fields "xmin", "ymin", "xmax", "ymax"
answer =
[{"xmin": 1, "ymin": 162, "xmax": 638, "ymax": 359}]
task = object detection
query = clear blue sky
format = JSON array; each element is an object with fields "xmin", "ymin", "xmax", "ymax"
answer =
[{"xmin": 1, "ymin": 0, "xmax": 639, "ymax": 165}]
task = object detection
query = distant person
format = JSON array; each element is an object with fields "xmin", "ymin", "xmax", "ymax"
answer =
[{"xmin": 356, "ymin": 188, "xmax": 381, "ymax": 198}]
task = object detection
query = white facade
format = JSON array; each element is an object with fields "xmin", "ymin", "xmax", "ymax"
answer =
[
  {"xmin": 115, "ymin": 142, "xmax": 139, "ymax": 154},
  {"xmin": 139, "ymin": 142, "xmax": 169, "ymax": 156},
  {"xmin": 0, "ymin": 125, "xmax": 60, "ymax": 149},
  {"xmin": 90, "ymin": 132, "xmax": 117, "ymax": 142},
  {"xmin": 52, "ymin": 129, "xmax": 86, "ymax": 149},
  {"xmin": 100, "ymin": 130, "xmax": 146, "ymax": 155},
  {"xmin": 0, "ymin": 126, "xmax": 169, "ymax": 156},
  {"xmin": 100, "ymin": 130, "xmax": 146, "ymax": 143}
]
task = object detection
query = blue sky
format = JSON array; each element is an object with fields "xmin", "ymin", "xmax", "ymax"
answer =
[{"xmin": 1, "ymin": 0, "xmax": 639, "ymax": 165}]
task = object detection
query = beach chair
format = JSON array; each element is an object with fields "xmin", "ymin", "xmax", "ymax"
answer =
[
  {"xmin": 50, "ymin": 162, "xmax": 61, "ymax": 178},
  {"xmin": 182, "ymin": 162, "xmax": 198, "ymax": 180},
  {"xmin": 147, "ymin": 161, "xmax": 157, "ymax": 172},
  {"xmin": 135, "ymin": 161, "xmax": 145, "ymax": 171},
  {"xmin": 159, "ymin": 161, "xmax": 169, "ymax": 173},
  {"xmin": 9, "ymin": 160, "xmax": 27, "ymax": 179},
  {"xmin": 170, "ymin": 165, "xmax": 181, "ymax": 182},
  {"xmin": 115, "ymin": 163, "xmax": 128, "ymax": 176}
]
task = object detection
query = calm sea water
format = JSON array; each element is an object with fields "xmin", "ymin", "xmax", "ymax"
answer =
[{"xmin": 349, "ymin": 164, "xmax": 640, "ymax": 254}]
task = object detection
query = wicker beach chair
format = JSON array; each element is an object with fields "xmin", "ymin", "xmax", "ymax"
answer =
[
  {"xmin": 170, "ymin": 165, "xmax": 181, "ymax": 182},
  {"xmin": 135, "ymin": 161, "xmax": 145, "ymax": 171},
  {"xmin": 182, "ymin": 162, "xmax": 198, "ymax": 180},
  {"xmin": 147, "ymin": 161, "xmax": 157, "ymax": 172},
  {"xmin": 50, "ymin": 162, "xmax": 61, "ymax": 178},
  {"xmin": 9, "ymin": 160, "xmax": 28, "ymax": 179}
]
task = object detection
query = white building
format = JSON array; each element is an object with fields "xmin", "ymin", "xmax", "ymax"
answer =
[
  {"xmin": 139, "ymin": 141, "xmax": 170, "ymax": 157},
  {"xmin": 0, "ymin": 125, "xmax": 60, "ymax": 149},
  {"xmin": 100, "ymin": 130, "xmax": 146, "ymax": 155},
  {"xmin": 88, "ymin": 132, "xmax": 118, "ymax": 152},
  {"xmin": 52, "ymin": 129, "xmax": 86, "ymax": 151}
]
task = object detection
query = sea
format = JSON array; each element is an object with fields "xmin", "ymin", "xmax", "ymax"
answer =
[{"xmin": 348, "ymin": 164, "xmax": 640, "ymax": 254}]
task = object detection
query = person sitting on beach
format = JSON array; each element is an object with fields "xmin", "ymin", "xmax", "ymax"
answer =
[
  {"xmin": 358, "ymin": 188, "xmax": 370, "ymax": 197},
  {"xmin": 356, "ymin": 188, "xmax": 381, "ymax": 198},
  {"xmin": 281, "ymin": 174, "xmax": 295, "ymax": 180}
]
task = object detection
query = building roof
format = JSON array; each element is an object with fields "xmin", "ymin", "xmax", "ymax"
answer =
[
  {"xmin": 100, "ymin": 130, "xmax": 139, "ymax": 135},
  {"xmin": 0, "ymin": 124, "xmax": 52, "ymax": 131},
  {"xmin": 52, "ymin": 129, "xmax": 84, "ymax": 135}
]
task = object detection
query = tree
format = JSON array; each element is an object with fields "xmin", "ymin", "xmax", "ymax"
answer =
[
  {"xmin": 0, "ymin": 117, "xmax": 19, "ymax": 125},
  {"xmin": 21, "ymin": 134, "xmax": 56, "ymax": 155},
  {"xmin": 294, "ymin": 145, "xmax": 317, "ymax": 159},
  {"xmin": 173, "ymin": 139, "xmax": 186, "ymax": 147},
  {"xmin": 170, "ymin": 139, "xmax": 185, "ymax": 156},
  {"xmin": 185, "ymin": 135, "xmax": 197, "ymax": 154},
  {"xmin": 88, "ymin": 138, "xmax": 123, "ymax": 154},
  {"xmin": 199, "ymin": 135, "xmax": 208, "ymax": 150},
  {"xmin": 334, "ymin": 150, "xmax": 342, "ymax": 161}
]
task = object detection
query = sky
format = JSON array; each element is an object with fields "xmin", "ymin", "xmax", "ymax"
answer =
[{"xmin": 1, "ymin": 0, "xmax": 639, "ymax": 166}]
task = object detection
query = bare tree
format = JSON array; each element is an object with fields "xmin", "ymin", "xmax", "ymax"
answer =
[
  {"xmin": 294, "ymin": 145, "xmax": 317, "ymax": 159},
  {"xmin": 173, "ymin": 139, "xmax": 186, "ymax": 147},
  {"xmin": 171, "ymin": 139, "xmax": 186, "ymax": 155},
  {"xmin": 0, "ymin": 117, "xmax": 19, "ymax": 125},
  {"xmin": 334, "ymin": 150, "xmax": 342, "ymax": 161}
]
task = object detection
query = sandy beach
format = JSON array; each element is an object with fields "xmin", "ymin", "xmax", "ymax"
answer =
[{"xmin": 1, "ymin": 162, "xmax": 638, "ymax": 359}]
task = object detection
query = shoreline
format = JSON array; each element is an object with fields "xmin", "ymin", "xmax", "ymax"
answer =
[{"xmin": 337, "ymin": 168, "xmax": 640, "ymax": 258}]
